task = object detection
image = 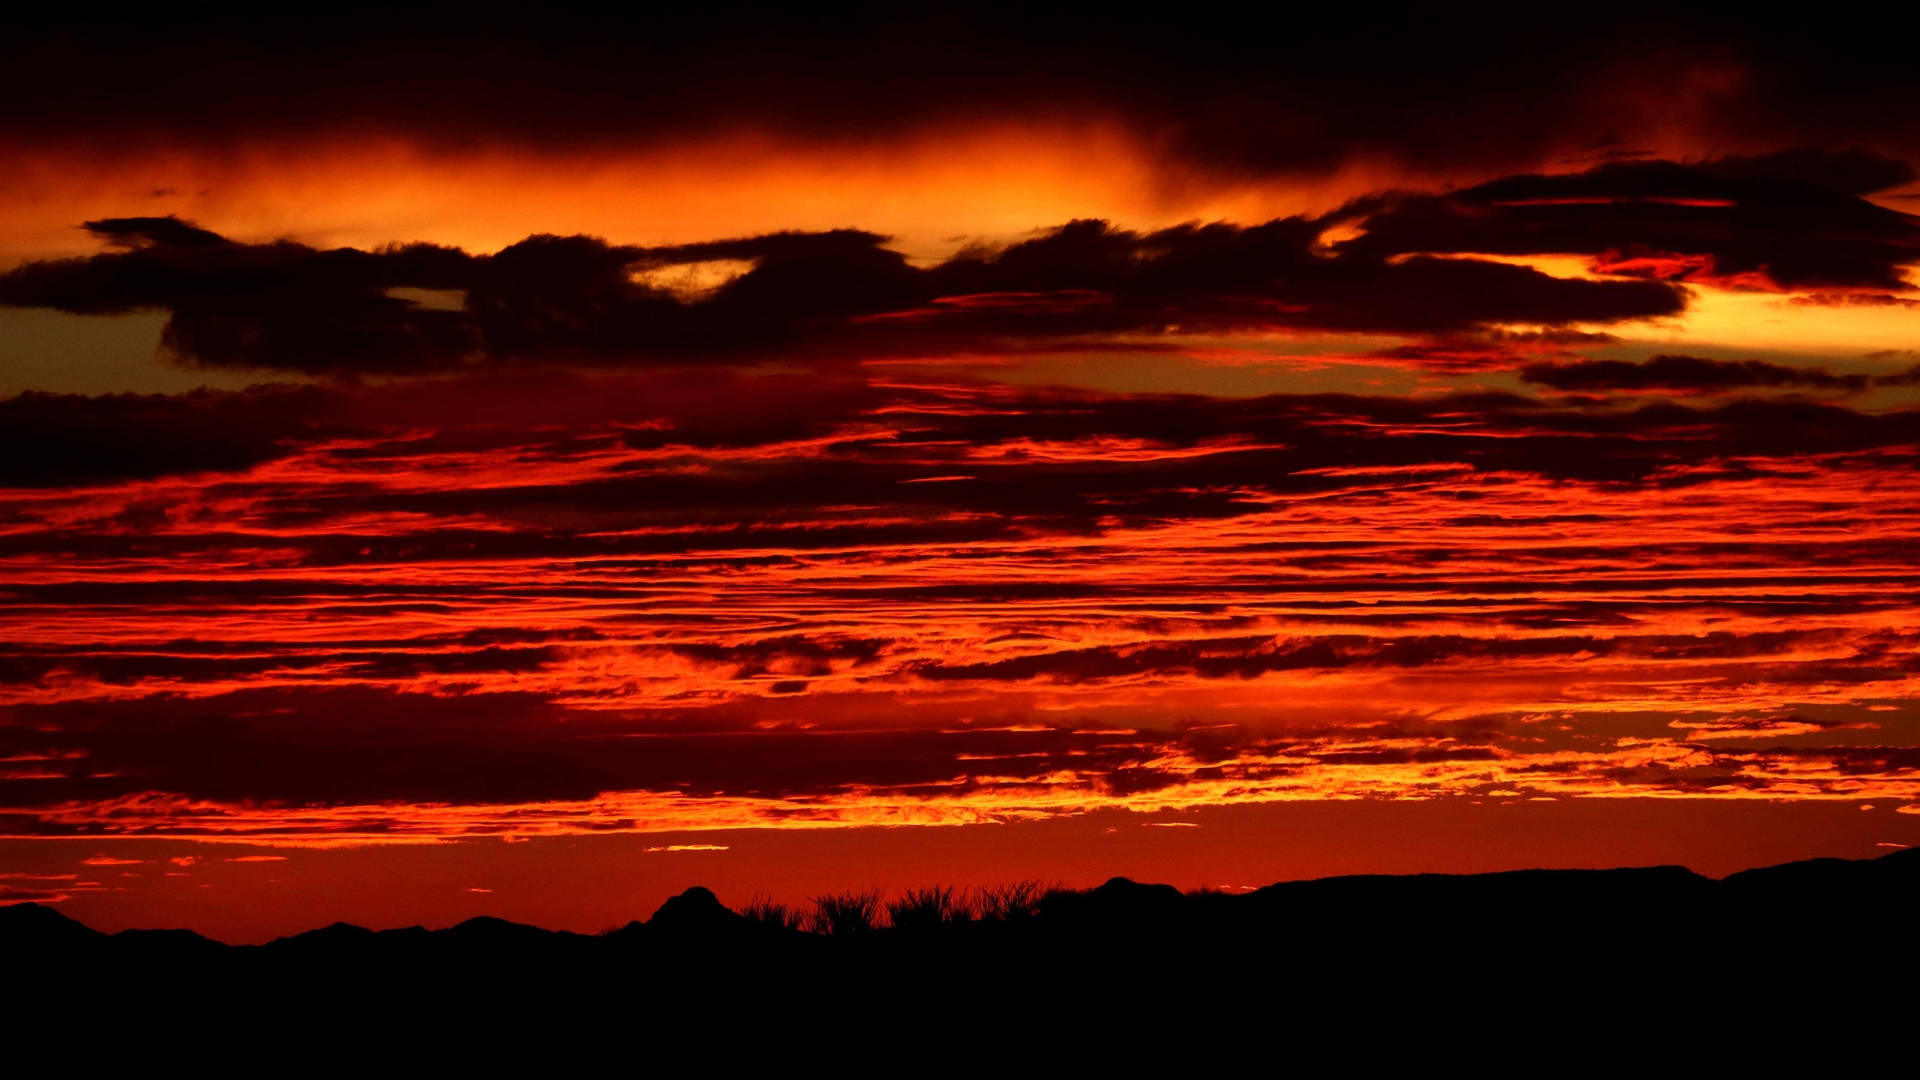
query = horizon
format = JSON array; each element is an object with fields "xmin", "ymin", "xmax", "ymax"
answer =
[
  {"xmin": 19, "ymin": 844, "xmax": 1913, "ymax": 945},
  {"xmin": 3, "ymin": 12, "xmax": 1918, "ymax": 946}
]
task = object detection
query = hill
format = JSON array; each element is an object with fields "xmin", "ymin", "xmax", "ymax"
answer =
[{"xmin": 6, "ymin": 847, "xmax": 1913, "ymax": 1043}]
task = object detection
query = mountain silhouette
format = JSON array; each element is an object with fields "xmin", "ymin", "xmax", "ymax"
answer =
[
  {"xmin": 7, "ymin": 847, "xmax": 1913, "ymax": 1043},
  {"xmin": 10, "ymin": 848, "xmax": 1916, "ymax": 957},
  {"xmin": 645, "ymin": 884, "xmax": 744, "ymax": 933}
]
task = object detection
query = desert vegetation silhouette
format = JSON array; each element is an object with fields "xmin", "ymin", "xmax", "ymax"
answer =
[
  {"xmin": 7, "ymin": 848, "xmax": 1917, "ymax": 1041},
  {"xmin": 737, "ymin": 880, "xmax": 1052, "ymax": 935}
]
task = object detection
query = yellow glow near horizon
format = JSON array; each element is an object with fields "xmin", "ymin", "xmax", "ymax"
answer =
[
  {"xmin": 1441, "ymin": 253, "xmax": 1920, "ymax": 364},
  {"xmin": 0, "ymin": 128, "xmax": 1425, "ymax": 268},
  {"xmin": 1663, "ymin": 287, "xmax": 1920, "ymax": 359}
]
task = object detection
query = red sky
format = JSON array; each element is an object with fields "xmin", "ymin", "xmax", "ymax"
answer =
[{"xmin": 3, "ymin": 12, "xmax": 1918, "ymax": 941}]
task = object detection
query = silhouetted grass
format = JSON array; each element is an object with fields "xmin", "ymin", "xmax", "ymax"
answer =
[
  {"xmin": 886, "ymin": 886, "xmax": 970, "ymax": 930},
  {"xmin": 977, "ymin": 879, "xmax": 1046, "ymax": 921},
  {"xmin": 740, "ymin": 893, "xmax": 806, "ymax": 931},
  {"xmin": 768, "ymin": 881, "xmax": 1059, "ymax": 934},
  {"xmin": 810, "ymin": 889, "xmax": 884, "ymax": 935}
]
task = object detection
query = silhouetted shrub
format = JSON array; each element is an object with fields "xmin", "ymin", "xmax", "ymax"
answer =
[
  {"xmin": 811, "ymin": 889, "xmax": 883, "ymax": 935},
  {"xmin": 740, "ymin": 893, "xmax": 805, "ymax": 931},
  {"xmin": 886, "ymin": 886, "xmax": 971, "ymax": 931},
  {"xmin": 978, "ymin": 880, "xmax": 1046, "ymax": 921}
]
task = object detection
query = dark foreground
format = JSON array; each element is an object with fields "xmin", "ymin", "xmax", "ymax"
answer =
[{"xmin": 7, "ymin": 848, "xmax": 1914, "ymax": 1054}]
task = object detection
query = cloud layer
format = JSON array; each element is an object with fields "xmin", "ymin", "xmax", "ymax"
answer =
[
  {"xmin": 6, "ymin": 151, "xmax": 1912, "ymax": 381},
  {"xmin": 3, "ymin": 362, "xmax": 1917, "ymax": 840},
  {"xmin": 3, "ymin": 14, "xmax": 1919, "ymax": 860}
]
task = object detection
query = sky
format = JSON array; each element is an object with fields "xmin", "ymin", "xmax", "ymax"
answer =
[{"xmin": 3, "ymin": 11, "xmax": 1919, "ymax": 942}]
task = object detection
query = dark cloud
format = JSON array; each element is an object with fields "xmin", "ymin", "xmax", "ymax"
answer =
[
  {"xmin": 84, "ymin": 216, "xmax": 228, "ymax": 249},
  {"xmin": 274, "ymin": 391, "xmax": 1920, "ymax": 535},
  {"xmin": 4, "ymin": 13, "xmax": 1918, "ymax": 179},
  {"xmin": 0, "ymin": 632, "xmax": 892, "ymax": 691},
  {"xmin": 0, "ymin": 885, "xmax": 72, "ymax": 904},
  {"xmin": 6, "ymin": 153, "xmax": 1909, "ymax": 379},
  {"xmin": 1340, "ymin": 151, "xmax": 1920, "ymax": 291},
  {"xmin": 2, "ymin": 674, "xmax": 1905, "ymax": 821},
  {"xmin": 0, "ymin": 687, "xmax": 1165, "ymax": 809},
  {"xmin": 907, "ymin": 630, "xmax": 1841, "ymax": 686},
  {"xmin": 6, "ymin": 373, "xmax": 1920, "ymax": 515},
  {"xmin": 4, "ymin": 13, "xmax": 1917, "ymax": 854},
  {"xmin": 1519, "ymin": 353, "xmax": 1920, "ymax": 394},
  {"xmin": 0, "ymin": 385, "xmax": 342, "ymax": 487},
  {"xmin": 921, "ymin": 219, "xmax": 1682, "ymax": 337},
  {"xmin": 0, "ymin": 220, "xmax": 478, "ymax": 374},
  {"xmin": 665, "ymin": 636, "xmax": 893, "ymax": 679},
  {"xmin": 0, "ymin": 213, "xmax": 1688, "ymax": 374}
]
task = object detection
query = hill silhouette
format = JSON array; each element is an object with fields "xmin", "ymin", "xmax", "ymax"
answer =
[
  {"xmin": 11, "ymin": 847, "xmax": 1916, "ymax": 962},
  {"xmin": 7, "ymin": 848, "xmax": 1914, "ymax": 1043}
]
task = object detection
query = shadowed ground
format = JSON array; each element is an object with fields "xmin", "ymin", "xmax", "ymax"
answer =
[{"xmin": 8, "ymin": 847, "xmax": 1913, "ymax": 1052}]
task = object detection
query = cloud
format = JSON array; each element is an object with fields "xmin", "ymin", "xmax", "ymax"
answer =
[
  {"xmin": 0, "ymin": 685, "xmax": 1184, "ymax": 812},
  {"xmin": 0, "ymin": 211, "xmax": 1694, "ymax": 374},
  {"xmin": 16, "ymin": 356, "xmax": 1919, "ymax": 508},
  {"xmin": 1338, "ymin": 151, "xmax": 1920, "ymax": 292},
  {"xmin": 0, "ymin": 884, "xmax": 72, "ymax": 904},
  {"xmin": 905, "ymin": 630, "xmax": 1869, "ymax": 687},
  {"xmin": 1519, "ymin": 354, "xmax": 1920, "ymax": 394},
  {"xmin": 84, "ymin": 216, "xmax": 229, "ymax": 249},
  {"xmin": 1675, "ymin": 714, "xmax": 1880, "ymax": 741},
  {"xmin": 5, "ymin": 14, "xmax": 1918, "ymax": 182},
  {"xmin": 0, "ymin": 385, "xmax": 342, "ymax": 487},
  {"xmin": 0, "ymin": 220, "xmax": 478, "ymax": 374},
  {"xmin": 1, "ymin": 15, "xmax": 1917, "ymax": 915},
  {"xmin": 5, "ymin": 153, "xmax": 1908, "ymax": 379},
  {"xmin": 0, "ymin": 176, "xmax": 1916, "ymax": 848}
]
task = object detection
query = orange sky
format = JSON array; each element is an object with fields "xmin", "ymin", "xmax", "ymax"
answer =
[
  {"xmin": 8, "ymin": 799, "xmax": 1911, "ymax": 943},
  {"xmin": 4, "ymin": 14, "xmax": 1920, "ymax": 940},
  {"xmin": 0, "ymin": 127, "xmax": 1404, "ymax": 265}
]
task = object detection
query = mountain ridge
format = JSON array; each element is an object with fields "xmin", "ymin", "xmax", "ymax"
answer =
[{"xmin": 7, "ymin": 846, "xmax": 1913, "ymax": 949}]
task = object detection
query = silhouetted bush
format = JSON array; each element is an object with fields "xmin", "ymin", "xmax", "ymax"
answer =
[
  {"xmin": 740, "ymin": 893, "xmax": 805, "ymax": 931},
  {"xmin": 886, "ymin": 886, "xmax": 971, "ymax": 930},
  {"xmin": 811, "ymin": 889, "xmax": 883, "ymax": 935},
  {"xmin": 978, "ymin": 880, "xmax": 1046, "ymax": 921}
]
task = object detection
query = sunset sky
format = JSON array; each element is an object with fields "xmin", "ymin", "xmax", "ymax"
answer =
[{"xmin": 3, "ymin": 12, "xmax": 1918, "ymax": 942}]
